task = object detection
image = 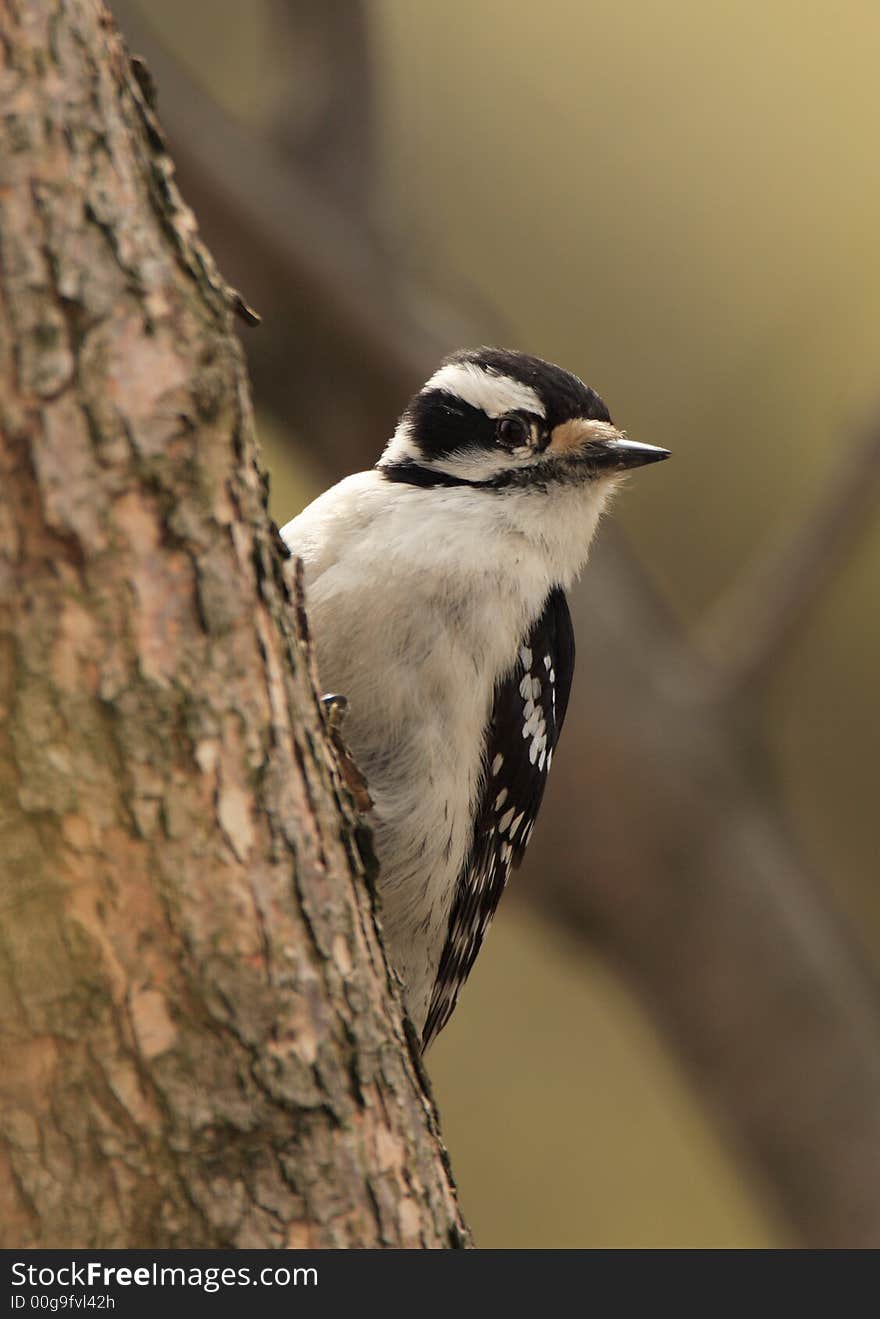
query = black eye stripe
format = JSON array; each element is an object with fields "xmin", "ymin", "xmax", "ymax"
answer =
[{"xmin": 400, "ymin": 389, "xmax": 495, "ymax": 463}]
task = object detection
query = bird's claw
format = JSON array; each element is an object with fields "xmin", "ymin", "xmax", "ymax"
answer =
[
  {"xmin": 321, "ymin": 693, "xmax": 372, "ymax": 813},
  {"xmin": 321, "ymin": 692, "xmax": 349, "ymax": 733}
]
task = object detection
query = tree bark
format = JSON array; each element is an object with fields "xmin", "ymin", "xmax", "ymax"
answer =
[{"xmin": 0, "ymin": 0, "xmax": 467, "ymax": 1249}]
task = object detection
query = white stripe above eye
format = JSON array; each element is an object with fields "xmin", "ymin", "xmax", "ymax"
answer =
[{"xmin": 421, "ymin": 362, "xmax": 545, "ymax": 419}]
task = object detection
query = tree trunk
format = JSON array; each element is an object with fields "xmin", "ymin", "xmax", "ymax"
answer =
[{"xmin": 0, "ymin": 0, "xmax": 467, "ymax": 1249}]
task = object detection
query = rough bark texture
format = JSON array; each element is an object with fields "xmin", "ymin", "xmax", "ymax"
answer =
[{"xmin": 0, "ymin": 0, "xmax": 467, "ymax": 1248}]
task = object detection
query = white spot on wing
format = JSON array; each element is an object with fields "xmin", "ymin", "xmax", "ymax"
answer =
[{"xmin": 523, "ymin": 711, "xmax": 541, "ymax": 737}]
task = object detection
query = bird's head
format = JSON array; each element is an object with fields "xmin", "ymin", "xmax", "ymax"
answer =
[{"xmin": 377, "ymin": 347, "xmax": 669, "ymax": 491}]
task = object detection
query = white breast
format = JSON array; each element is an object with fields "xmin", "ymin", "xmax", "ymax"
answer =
[{"xmin": 281, "ymin": 469, "xmax": 609, "ymax": 1033}]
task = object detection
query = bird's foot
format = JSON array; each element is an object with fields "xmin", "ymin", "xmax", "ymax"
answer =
[
  {"xmin": 321, "ymin": 692, "xmax": 349, "ymax": 733},
  {"xmin": 321, "ymin": 693, "xmax": 372, "ymax": 813}
]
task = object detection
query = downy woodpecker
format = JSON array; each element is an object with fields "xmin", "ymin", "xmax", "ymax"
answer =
[{"xmin": 281, "ymin": 348, "xmax": 669, "ymax": 1049}]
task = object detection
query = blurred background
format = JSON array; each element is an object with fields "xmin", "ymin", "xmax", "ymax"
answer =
[{"xmin": 115, "ymin": 0, "xmax": 880, "ymax": 1246}]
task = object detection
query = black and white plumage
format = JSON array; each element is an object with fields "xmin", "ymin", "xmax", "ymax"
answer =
[
  {"xmin": 422, "ymin": 587, "xmax": 574, "ymax": 1046},
  {"xmin": 281, "ymin": 348, "xmax": 668, "ymax": 1049}
]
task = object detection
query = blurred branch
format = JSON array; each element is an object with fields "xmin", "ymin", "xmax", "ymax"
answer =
[
  {"xmin": 530, "ymin": 547, "xmax": 880, "ymax": 1248},
  {"xmin": 697, "ymin": 411, "xmax": 880, "ymax": 699},
  {"xmin": 268, "ymin": 0, "xmax": 375, "ymax": 211},
  {"xmin": 113, "ymin": 1, "xmax": 469, "ymax": 476},
  {"xmin": 113, "ymin": 3, "xmax": 880, "ymax": 1246}
]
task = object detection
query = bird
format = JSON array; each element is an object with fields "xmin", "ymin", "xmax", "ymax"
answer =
[{"xmin": 280, "ymin": 347, "xmax": 669, "ymax": 1050}]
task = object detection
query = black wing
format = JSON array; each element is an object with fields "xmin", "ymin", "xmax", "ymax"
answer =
[{"xmin": 422, "ymin": 586, "xmax": 575, "ymax": 1048}]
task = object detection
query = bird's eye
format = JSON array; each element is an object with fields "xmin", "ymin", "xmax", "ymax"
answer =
[{"xmin": 497, "ymin": 415, "xmax": 530, "ymax": 446}]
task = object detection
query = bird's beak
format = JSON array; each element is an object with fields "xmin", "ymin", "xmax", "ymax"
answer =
[
  {"xmin": 547, "ymin": 418, "xmax": 670, "ymax": 470},
  {"xmin": 592, "ymin": 436, "xmax": 671, "ymax": 470}
]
